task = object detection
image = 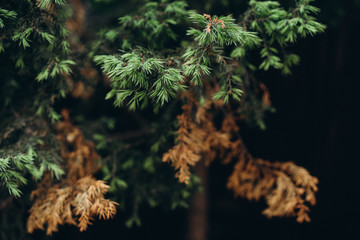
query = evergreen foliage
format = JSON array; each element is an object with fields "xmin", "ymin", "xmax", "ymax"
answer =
[
  {"xmin": 0, "ymin": 0, "xmax": 72, "ymax": 198},
  {"xmin": 0, "ymin": 0, "xmax": 325, "ymax": 239}
]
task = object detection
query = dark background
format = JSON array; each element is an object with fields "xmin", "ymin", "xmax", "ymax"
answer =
[{"xmin": 42, "ymin": 0, "xmax": 358, "ymax": 239}]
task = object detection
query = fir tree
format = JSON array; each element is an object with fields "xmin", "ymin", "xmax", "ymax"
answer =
[{"xmin": 0, "ymin": 0, "xmax": 325, "ymax": 239}]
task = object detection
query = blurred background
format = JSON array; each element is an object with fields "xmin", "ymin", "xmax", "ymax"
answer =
[{"xmin": 24, "ymin": 0, "xmax": 360, "ymax": 239}]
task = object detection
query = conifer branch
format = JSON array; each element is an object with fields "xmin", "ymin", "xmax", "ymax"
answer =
[{"xmin": 0, "ymin": 0, "xmax": 326, "ymax": 235}]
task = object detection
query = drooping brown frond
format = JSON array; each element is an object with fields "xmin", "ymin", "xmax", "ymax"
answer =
[
  {"xmin": 163, "ymin": 98, "xmax": 205, "ymax": 184},
  {"xmin": 164, "ymin": 86, "xmax": 318, "ymax": 222},
  {"xmin": 163, "ymin": 92, "xmax": 231, "ymax": 184},
  {"xmin": 27, "ymin": 109, "xmax": 118, "ymax": 235},
  {"xmin": 221, "ymin": 111, "xmax": 318, "ymax": 222},
  {"xmin": 227, "ymin": 156, "xmax": 318, "ymax": 223}
]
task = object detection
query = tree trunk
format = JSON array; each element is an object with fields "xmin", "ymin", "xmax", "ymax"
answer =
[{"xmin": 188, "ymin": 162, "xmax": 208, "ymax": 240}]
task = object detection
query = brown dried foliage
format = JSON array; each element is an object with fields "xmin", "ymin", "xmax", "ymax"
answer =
[
  {"xmin": 27, "ymin": 109, "xmax": 118, "ymax": 235},
  {"xmin": 163, "ymin": 90, "xmax": 232, "ymax": 184},
  {"xmin": 227, "ymin": 144, "xmax": 318, "ymax": 223},
  {"xmin": 163, "ymin": 87, "xmax": 318, "ymax": 222},
  {"xmin": 203, "ymin": 14, "xmax": 226, "ymax": 34}
]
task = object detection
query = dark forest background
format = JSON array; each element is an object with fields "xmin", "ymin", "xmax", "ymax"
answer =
[{"xmin": 25, "ymin": 0, "xmax": 359, "ymax": 239}]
